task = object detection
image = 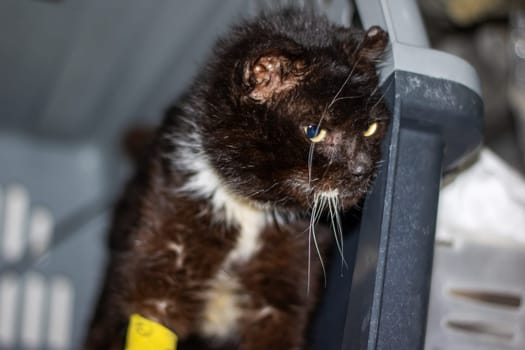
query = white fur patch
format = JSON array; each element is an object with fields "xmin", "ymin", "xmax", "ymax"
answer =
[
  {"xmin": 256, "ymin": 306, "xmax": 275, "ymax": 320},
  {"xmin": 200, "ymin": 271, "xmax": 247, "ymax": 338},
  {"xmin": 155, "ymin": 300, "xmax": 169, "ymax": 314},
  {"xmin": 176, "ymin": 151, "xmax": 270, "ymax": 264},
  {"xmin": 223, "ymin": 197, "xmax": 267, "ymax": 264},
  {"xmin": 177, "ymin": 155, "xmax": 223, "ymax": 200},
  {"xmin": 174, "ymin": 149, "xmax": 272, "ymax": 339},
  {"xmin": 174, "ymin": 144, "xmax": 272, "ymax": 339},
  {"xmin": 321, "ymin": 189, "xmax": 339, "ymax": 198},
  {"xmin": 167, "ymin": 242, "xmax": 184, "ymax": 268}
]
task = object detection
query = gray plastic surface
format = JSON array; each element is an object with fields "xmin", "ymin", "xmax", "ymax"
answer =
[
  {"xmin": 0, "ymin": 1, "xmax": 248, "ymax": 349},
  {"xmin": 0, "ymin": 134, "xmax": 109, "ymax": 349},
  {"xmin": 0, "ymin": 0, "xmax": 247, "ymax": 142},
  {"xmin": 426, "ymin": 239, "xmax": 525, "ymax": 350},
  {"xmin": 332, "ymin": 1, "xmax": 484, "ymax": 349},
  {"xmin": 355, "ymin": 0, "xmax": 482, "ymax": 96},
  {"xmin": 251, "ymin": 0, "xmax": 354, "ymax": 26},
  {"xmin": 0, "ymin": 1, "xmax": 483, "ymax": 349}
]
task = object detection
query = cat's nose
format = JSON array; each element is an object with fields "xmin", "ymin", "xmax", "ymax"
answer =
[{"xmin": 348, "ymin": 153, "xmax": 372, "ymax": 176}]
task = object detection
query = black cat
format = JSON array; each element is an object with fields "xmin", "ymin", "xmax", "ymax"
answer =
[{"xmin": 85, "ymin": 8, "xmax": 389, "ymax": 350}]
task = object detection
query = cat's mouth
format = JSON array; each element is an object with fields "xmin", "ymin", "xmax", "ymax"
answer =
[
  {"xmin": 291, "ymin": 174, "xmax": 373, "ymax": 210},
  {"xmin": 304, "ymin": 175, "xmax": 374, "ymax": 209}
]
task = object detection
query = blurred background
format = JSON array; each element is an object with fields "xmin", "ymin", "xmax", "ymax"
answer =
[
  {"xmin": 0, "ymin": 0, "xmax": 523, "ymax": 349},
  {"xmin": 420, "ymin": 0, "xmax": 525, "ymax": 173}
]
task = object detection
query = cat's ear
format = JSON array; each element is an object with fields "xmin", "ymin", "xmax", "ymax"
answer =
[
  {"xmin": 242, "ymin": 53, "xmax": 306, "ymax": 103},
  {"xmin": 356, "ymin": 26, "xmax": 389, "ymax": 62}
]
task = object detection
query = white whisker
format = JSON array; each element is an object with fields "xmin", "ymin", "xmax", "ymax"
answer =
[
  {"xmin": 369, "ymin": 78, "xmax": 394, "ymax": 112},
  {"xmin": 328, "ymin": 196, "xmax": 344, "ymax": 263},
  {"xmin": 327, "ymin": 57, "xmax": 361, "ymax": 110},
  {"xmin": 306, "ymin": 188, "xmax": 351, "ymax": 293},
  {"xmin": 365, "ymin": 81, "xmax": 382, "ymax": 109},
  {"xmin": 330, "ymin": 95, "xmax": 362, "ymax": 104},
  {"xmin": 307, "ymin": 213, "xmax": 312, "ymax": 295},
  {"xmin": 309, "ymin": 55, "xmax": 363, "ymax": 156},
  {"xmin": 311, "ymin": 215, "xmax": 326, "ymax": 288},
  {"xmin": 333, "ymin": 196, "xmax": 347, "ymax": 273},
  {"xmin": 308, "ymin": 143, "xmax": 315, "ymax": 187},
  {"xmin": 307, "ymin": 192, "xmax": 328, "ymax": 294},
  {"xmin": 247, "ymin": 182, "xmax": 280, "ymax": 198}
]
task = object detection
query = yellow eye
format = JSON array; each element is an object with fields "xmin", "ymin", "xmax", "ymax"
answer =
[
  {"xmin": 304, "ymin": 125, "xmax": 327, "ymax": 143},
  {"xmin": 363, "ymin": 122, "xmax": 378, "ymax": 137}
]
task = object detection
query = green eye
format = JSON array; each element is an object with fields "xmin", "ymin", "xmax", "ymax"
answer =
[
  {"xmin": 304, "ymin": 125, "xmax": 327, "ymax": 143},
  {"xmin": 363, "ymin": 122, "xmax": 378, "ymax": 137}
]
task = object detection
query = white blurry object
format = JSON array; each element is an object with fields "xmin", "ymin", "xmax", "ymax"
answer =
[
  {"xmin": 425, "ymin": 149, "xmax": 525, "ymax": 350},
  {"xmin": 436, "ymin": 148, "xmax": 525, "ymax": 245}
]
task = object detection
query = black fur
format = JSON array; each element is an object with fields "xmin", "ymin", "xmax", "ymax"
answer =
[{"xmin": 85, "ymin": 9, "xmax": 389, "ymax": 350}]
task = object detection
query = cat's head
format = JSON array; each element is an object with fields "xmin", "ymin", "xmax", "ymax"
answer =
[{"xmin": 180, "ymin": 10, "xmax": 389, "ymax": 211}]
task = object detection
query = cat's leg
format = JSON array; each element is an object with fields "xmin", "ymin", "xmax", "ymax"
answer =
[{"xmin": 84, "ymin": 256, "xmax": 203, "ymax": 349}]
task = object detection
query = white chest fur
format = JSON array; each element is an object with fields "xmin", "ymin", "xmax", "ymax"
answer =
[
  {"xmin": 199, "ymin": 194, "xmax": 268, "ymax": 339},
  {"xmin": 179, "ymin": 155, "xmax": 270, "ymax": 338},
  {"xmin": 179, "ymin": 154, "xmax": 269, "ymax": 264}
]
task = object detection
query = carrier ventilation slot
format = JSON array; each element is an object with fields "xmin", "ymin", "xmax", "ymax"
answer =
[
  {"xmin": 446, "ymin": 319, "xmax": 514, "ymax": 341},
  {"xmin": 449, "ymin": 288, "xmax": 522, "ymax": 309}
]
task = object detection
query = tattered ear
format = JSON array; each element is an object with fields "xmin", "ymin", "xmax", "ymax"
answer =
[
  {"xmin": 356, "ymin": 26, "xmax": 389, "ymax": 62},
  {"xmin": 243, "ymin": 54, "xmax": 306, "ymax": 102}
]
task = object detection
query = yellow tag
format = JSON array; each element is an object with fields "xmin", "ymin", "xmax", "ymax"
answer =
[{"xmin": 125, "ymin": 314, "xmax": 178, "ymax": 350}]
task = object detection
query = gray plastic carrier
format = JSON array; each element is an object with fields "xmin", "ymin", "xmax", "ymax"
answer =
[
  {"xmin": 311, "ymin": 0, "xmax": 483, "ymax": 349},
  {"xmin": 0, "ymin": 0, "xmax": 483, "ymax": 349}
]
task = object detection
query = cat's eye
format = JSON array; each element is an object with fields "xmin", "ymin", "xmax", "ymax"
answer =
[
  {"xmin": 363, "ymin": 122, "xmax": 378, "ymax": 137},
  {"xmin": 303, "ymin": 125, "xmax": 327, "ymax": 143}
]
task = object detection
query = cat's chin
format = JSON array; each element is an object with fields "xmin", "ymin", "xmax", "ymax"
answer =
[
  {"xmin": 262, "ymin": 188, "xmax": 366, "ymax": 213},
  {"xmin": 278, "ymin": 174, "xmax": 373, "ymax": 211}
]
